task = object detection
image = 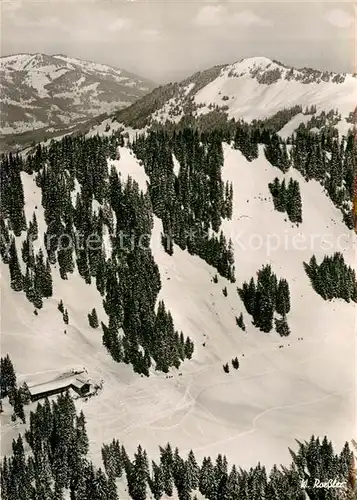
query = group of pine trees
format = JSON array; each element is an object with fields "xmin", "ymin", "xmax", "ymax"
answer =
[
  {"xmin": 0, "ymin": 355, "xmax": 26, "ymax": 423},
  {"xmin": 0, "ymin": 158, "xmax": 53, "ymax": 310},
  {"xmin": 232, "ymin": 110, "xmax": 355, "ymax": 230},
  {"xmin": 57, "ymin": 300, "xmax": 69, "ymax": 324},
  {"xmin": 264, "ymin": 133, "xmax": 291, "ymax": 173},
  {"xmin": 232, "ymin": 121, "xmax": 259, "ymax": 161},
  {"xmin": 0, "ymin": 152, "xmax": 26, "ymax": 236},
  {"xmin": 132, "ymin": 127, "xmax": 236, "ymax": 282},
  {"xmin": 290, "ymin": 126, "xmax": 355, "ymax": 228},
  {"xmin": 304, "ymin": 252, "xmax": 357, "ymax": 302},
  {"xmin": 0, "ymin": 133, "xmax": 194, "ymax": 375},
  {"xmin": 299, "ymin": 109, "xmax": 341, "ymax": 131},
  {"xmin": 127, "ymin": 104, "xmax": 354, "ymax": 229},
  {"xmin": 238, "ymin": 265, "xmax": 291, "ymax": 335},
  {"xmin": 223, "ymin": 357, "xmax": 240, "ymax": 372},
  {"xmin": 1, "ymin": 390, "xmax": 356, "ymax": 499},
  {"xmin": 268, "ymin": 176, "xmax": 303, "ymax": 223},
  {"xmin": 251, "ymin": 105, "xmax": 303, "ymax": 132},
  {"xmin": 0, "ymin": 391, "xmax": 101, "ymax": 500}
]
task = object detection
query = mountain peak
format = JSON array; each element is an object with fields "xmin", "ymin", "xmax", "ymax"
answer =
[
  {"xmin": 223, "ymin": 56, "xmax": 348, "ymax": 86},
  {"xmin": 235, "ymin": 56, "xmax": 275, "ymax": 69},
  {"xmin": 116, "ymin": 55, "xmax": 354, "ymax": 131}
]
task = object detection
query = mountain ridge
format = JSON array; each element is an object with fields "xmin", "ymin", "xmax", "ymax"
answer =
[
  {"xmin": 113, "ymin": 56, "xmax": 356, "ymax": 131},
  {"xmin": 2, "ymin": 54, "xmax": 355, "ymax": 153},
  {"xmin": 0, "ymin": 52, "xmax": 156, "ymax": 135}
]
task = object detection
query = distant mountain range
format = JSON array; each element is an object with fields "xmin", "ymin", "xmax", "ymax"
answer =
[
  {"xmin": 0, "ymin": 53, "xmax": 155, "ymax": 135},
  {"xmin": 1, "ymin": 54, "xmax": 355, "ymax": 154}
]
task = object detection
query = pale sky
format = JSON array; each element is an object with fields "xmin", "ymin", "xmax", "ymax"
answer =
[{"xmin": 1, "ymin": 0, "xmax": 356, "ymax": 83}]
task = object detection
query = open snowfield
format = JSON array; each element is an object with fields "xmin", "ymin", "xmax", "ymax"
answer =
[
  {"xmin": 151, "ymin": 57, "xmax": 356, "ymax": 137},
  {"xmin": 1, "ymin": 142, "xmax": 356, "ymax": 496},
  {"xmin": 193, "ymin": 58, "xmax": 357, "ymax": 123}
]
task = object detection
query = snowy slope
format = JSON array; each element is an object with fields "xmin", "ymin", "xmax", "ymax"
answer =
[
  {"xmin": 1, "ymin": 140, "xmax": 355, "ymax": 490},
  {"xmin": 146, "ymin": 57, "xmax": 356, "ymax": 134},
  {"xmin": 194, "ymin": 58, "xmax": 356, "ymax": 121},
  {"xmin": 0, "ymin": 53, "xmax": 155, "ymax": 135}
]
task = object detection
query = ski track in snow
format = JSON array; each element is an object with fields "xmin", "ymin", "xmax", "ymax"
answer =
[
  {"xmin": 145, "ymin": 332, "xmax": 348, "ymax": 435},
  {"xmin": 181, "ymin": 388, "xmax": 353, "ymax": 457}
]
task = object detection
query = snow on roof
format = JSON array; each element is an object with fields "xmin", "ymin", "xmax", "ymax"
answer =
[
  {"xmin": 71, "ymin": 377, "xmax": 90, "ymax": 389},
  {"xmin": 28, "ymin": 376, "xmax": 90, "ymax": 396},
  {"xmin": 28, "ymin": 379, "xmax": 72, "ymax": 396}
]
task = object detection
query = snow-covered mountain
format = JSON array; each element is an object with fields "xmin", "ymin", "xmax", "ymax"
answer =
[
  {"xmin": 0, "ymin": 53, "xmax": 155, "ymax": 135},
  {"xmin": 115, "ymin": 56, "xmax": 356, "ymax": 135}
]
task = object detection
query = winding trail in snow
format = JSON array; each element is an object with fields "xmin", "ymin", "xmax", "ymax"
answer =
[{"xmin": 182, "ymin": 388, "xmax": 354, "ymax": 456}]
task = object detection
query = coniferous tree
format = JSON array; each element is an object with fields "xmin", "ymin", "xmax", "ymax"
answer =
[
  {"xmin": 231, "ymin": 357, "xmax": 240, "ymax": 370},
  {"xmin": 149, "ymin": 461, "xmax": 164, "ymax": 500},
  {"xmin": 235, "ymin": 313, "xmax": 246, "ymax": 331},
  {"xmin": 184, "ymin": 337, "xmax": 194, "ymax": 360},
  {"xmin": 186, "ymin": 450, "xmax": 199, "ymax": 491},
  {"xmin": 275, "ymin": 315, "xmax": 291, "ymax": 337},
  {"xmin": 286, "ymin": 179, "xmax": 302, "ymax": 224},
  {"xmin": 18, "ymin": 383, "xmax": 31, "ymax": 405},
  {"xmin": 199, "ymin": 456, "xmax": 216, "ymax": 499},
  {"xmin": 42, "ymin": 259, "xmax": 53, "ymax": 298},
  {"xmin": 226, "ymin": 464, "xmax": 240, "ymax": 500},
  {"xmin": 0, "ymin": 217, "xmax": 11, "ymax": 264},
  {"xmin": 0, "ymin": 354, "xmax": 17, "ymax": 397},
  {"xmin": 276, "ymin": 278, "xmax": 291, "ymax": 315},
  {"xmin": 22, "ymin": 232, "xmax": 35, "ymax": 269},
  {"xmin": 14, "ymin": 388, "xmax": 26, "ymax": 423},
  {"xmin": 74, "ymin": 410, "xmax": 89, "ymax": 458},
  {"xmin": 63, "ymin": 309, "xmax": 69, "ymax": 325},
  {"xmin": 214, "ymin": 453, "xmax": 229, "ymax": 498},
  {"xmin": 8, "ymin": 238, "xmax": 23, "ymax": 292},
  {"xmin": 88, "ymin": 308, "xmax": 99, "ymax": 329},
  {"xmin": 24, "ymin": 265, "xmax": 35, "ymax": 304},
  {"xmin": 127, "ymin": 445, "xmax": 149, "ymax": 500},
  {"xmin": 29, "ymin": 212, "xmax": 38, "ymax": 241},
  {"xmin": 159, "ymin": 443, "xmax": 174, "ymax": 497}
]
